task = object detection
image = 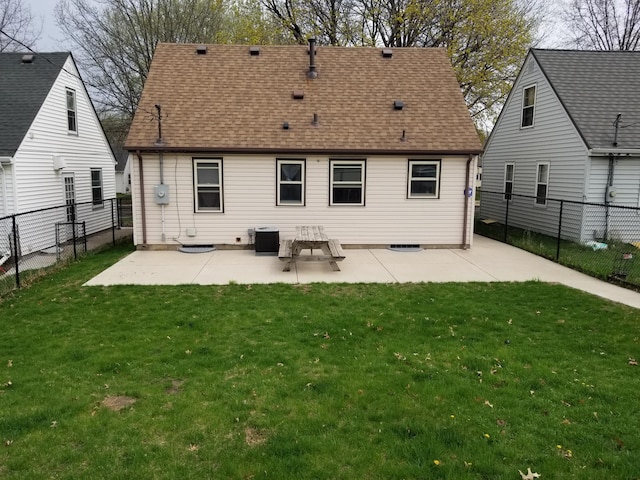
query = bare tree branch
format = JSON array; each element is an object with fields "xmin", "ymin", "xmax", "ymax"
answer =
[
  {"xmin": 564, "ymin": 0, "xmax": 640, "ymax": 50},
  {"xmin": 0, "ymin": 0, "xmax": 41, "ymax": 52}
]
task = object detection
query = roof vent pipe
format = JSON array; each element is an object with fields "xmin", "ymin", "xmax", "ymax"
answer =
[
  {"xmin": 613, "ymin": 113, "xmax": 622, "ymax": 147},
  {"xmin": 312, "ymin": 113, "xmax": 319, "ymax": 126},
  {"xmin": 307, "ymin": 38, "xmax": 318, "ymax": 79}
]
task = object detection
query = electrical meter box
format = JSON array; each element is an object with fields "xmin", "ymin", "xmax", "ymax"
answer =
[{"xmin": 154, "ymin": 184, "xmax": 170, "ymax": 204}]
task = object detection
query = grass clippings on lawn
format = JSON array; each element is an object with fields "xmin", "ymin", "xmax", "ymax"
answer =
[{"xmin": 0, "ymin": 243, "xmax": 639, "ymax": 479}]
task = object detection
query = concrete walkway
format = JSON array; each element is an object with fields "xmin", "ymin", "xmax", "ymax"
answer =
[{"xmin": 85, "ymin": 235, "xmax": 640, "ymax": 309}]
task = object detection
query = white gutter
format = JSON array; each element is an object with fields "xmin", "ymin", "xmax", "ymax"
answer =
[
  {"xmin": 589, "ymin": 148, "xmax": 640, "ymax": 157},
  {"xmin": 0, "ymin": 162, "xmax": 8, "ymax": 217}
]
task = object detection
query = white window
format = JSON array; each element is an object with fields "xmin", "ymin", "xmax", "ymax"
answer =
[
  {"xmin": 277, "ymin": 159, "xmax": 305, "ymax": 205},
  {"xmin": 535, "ymin": 163, "xmax": 549, "ymax": 206},
  {"xmin": 330, "ymin": 160, "xmax": 365, "ymax": 205},
  {"xmin": 521, "ymin": 85, "xmax": 536, "ymax": 128},
  {"xmin": 193, "ymin": 159, "xmax": 223, "ymax": 212},
  {"xmin": 66, "ymin": 88, "xmax": 77, "ymax": 133},
  {"xmin": 504, "ymin": 163, "xmax": 514, "ymax": 201},
  {"xmin": 91, "ymin": 168, "xmax": 103, "ymax": 207},
  {"xmin": 408, "ymin": 160, "xmax": 440, "ymax": 198},
  {"xmin": 63, "ymin": 174, "xmax": 75, "ymax": 221}
]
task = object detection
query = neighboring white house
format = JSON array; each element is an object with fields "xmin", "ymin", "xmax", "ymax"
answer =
[
  {"xmin": 480, "ymin": 49, "xmax": 640, "ymax": 243},
  {"xmin": 0, "ymin": 52, "xmax": 116, "ymax": 257},
  {"xmin": 114, "ymin": 148, "xmax": 131, "ymax": 194},
  {"xmin": 125, "ymin": 42, "xmax": 482, "ymax": 249}
]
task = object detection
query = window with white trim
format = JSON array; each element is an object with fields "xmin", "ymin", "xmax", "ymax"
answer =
[
  {"xmin": 504, "ymin": 163, "xmax": 514, "ymax": 200},
  {"xmin": 407, "ymin": 160, "xmax": 440, "ymax": 198},
  {"xmin": 66, "ymin": 88, "xmax": 77, "ymax": 133},
  {"xmin": 535, "ymin": 163, "xmax": 549, "ymax": 205},
  {"xmin": 330, "ymin": 160, "xmax": 365, "ymax": 205},
  {"xmin": 91, "ymin": 168, "xmax": 103, "ymax": 207},
  {"xmin": 277, "ymin": 159, "xmax": 305, "ymax": 205},
  {"xmin": 193, "ymin": 159, "xmax": 223, "ymax": 212},
  {"xmin": 63, "ymin": 174, "xmax": 75, "ymax": 221},
  {"xmin": 521, "ymin": 85, "xmax": 536, "ymax": 128}
]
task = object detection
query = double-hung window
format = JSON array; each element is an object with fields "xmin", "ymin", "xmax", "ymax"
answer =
[
  {"xmin": 91, "ymin": 168, "xmax": 103, "ymax": 207},
  {"xmin": 504, "ymin": 163, "xmax": 514, "ymax": 200},
  {"xmin": 408, "ymin": 160, "xmax": 440, "ymax": 198},
  {"xmin": 535, "ymin": 163, "xmax": 549, "ymax": 206},
  {"xmin": 66, "ymin": 88, "xmax": 77, "ymax": 133},
  {"xmin": 521, "ymin": 85, "xmax": 536, "ymax": 128},
  {"xmin": 194, "ymin": 159, "xmax": 223, "ymax": 212},
  {"xmin": 330, "ymin": 160, "xmax": 365, "ymax": 205},
  {"xmin": 277, "ymin": 159, "xmax": 305, "ymax": 205}
]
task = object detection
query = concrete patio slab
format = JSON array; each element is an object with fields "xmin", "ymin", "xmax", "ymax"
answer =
[{"xmin": 84, "ymin": 235, "xmax": 640, "ymax": 309}]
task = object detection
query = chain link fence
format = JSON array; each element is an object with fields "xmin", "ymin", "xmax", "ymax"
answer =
[
  {"xmin": 0, "ymin": 198, "xmax": 126, "ymax": 295},
  {"xmin": 477, "ymin": 190, "xmax": 640, "ymax": 289}
]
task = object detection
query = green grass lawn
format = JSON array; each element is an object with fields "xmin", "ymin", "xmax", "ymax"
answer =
[{"xmin": 1, "ymin": 244, "xmax": 639, "ymax": 479}]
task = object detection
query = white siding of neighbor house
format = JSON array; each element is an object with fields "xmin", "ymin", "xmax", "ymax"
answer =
[
  {"xmin": 130, "ymin": 153, "xmax": 476, "ymax": 247},
  {"xmin": 480, "ymin": 54, "xmax": 589, "ymax": 242},
  {"xmin": 6, "ymin": 56, "xmax": 116, "ymax": 254},
  {"xmin": 116, "ymin": 157, "xmax": 131, "ymax": 194}
]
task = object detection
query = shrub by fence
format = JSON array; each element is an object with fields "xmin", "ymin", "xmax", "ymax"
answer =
[
  {"xmin": 0, "ymin": 198, "xmax": 124, "ymax": 295},
  {"xmin": 477, "ymin": 190, "xmax": 640, "ymax": 289}
]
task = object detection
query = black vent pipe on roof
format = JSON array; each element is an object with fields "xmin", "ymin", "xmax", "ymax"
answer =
[{"xmin": 308, "ymin": 38, "xmax": 318, "ymax": 79}]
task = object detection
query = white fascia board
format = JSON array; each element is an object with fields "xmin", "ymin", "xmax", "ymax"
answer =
[{"xmin": 589, "ymin": 148, "xmax": 640, "ymax": 157}]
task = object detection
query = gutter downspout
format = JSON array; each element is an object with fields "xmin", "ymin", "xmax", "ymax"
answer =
[
  {"xmin": 136, "ymin": 151, "xmax": 148, "ymax": 246},
  {"xmin": 462, "ymin": 154, "xmax": 473, "ymax": 249},
  {"xmin": 604, "ymin": 114, "xmax": 622, "ymax": 241},
  {"xmin": 0, "ymin": 162, "xmax": 8, "ymax": 217}
]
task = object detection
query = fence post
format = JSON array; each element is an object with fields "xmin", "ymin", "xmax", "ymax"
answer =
[
  {"xmin": 83, "ymin": 222, "xmax": 87, "ymax": 253},
  {"xmin": 111, "ymin": 199, "xmax": 116, "ymax": 245},
  {"xmin": 504, "ymin": 194, "xmax": 510, "ymax": 243},
  {"xmin": 72, "ymin": 219, "xmax": 78, "ymax": 260},
  {"xmin": 12, "ymin": 215, "xmax": 19, "ymax": 289},
  {"xmin": 556, "ymin": 200, "xmax": 563, "ymax": 261}
]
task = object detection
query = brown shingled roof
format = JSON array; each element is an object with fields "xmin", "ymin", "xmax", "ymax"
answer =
[{"xmin": 126, "ymin": 43, "xmax": 482, "ymax": 155}]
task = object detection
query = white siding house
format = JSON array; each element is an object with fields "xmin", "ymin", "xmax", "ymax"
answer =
[
  {"xmin": 481, "ymin": 49, "xmax": 640, "ymax": 243},
  {"xmin": 126, "ymin": 43, "xmax": 482, "ymax": 249},
  {"xmin": 0, "ymin": 52, "xmax": 116, "ymax": 257}
]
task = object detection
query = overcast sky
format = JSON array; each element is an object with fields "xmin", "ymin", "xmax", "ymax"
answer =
[{"xmin": 27, "ymin": 0, "xmax": 74, "ymax": 51}]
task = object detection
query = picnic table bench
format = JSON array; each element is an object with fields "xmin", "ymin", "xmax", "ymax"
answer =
[{"xmin": 279, "ymin": 226, "xmax": 345, "ymax": 271}]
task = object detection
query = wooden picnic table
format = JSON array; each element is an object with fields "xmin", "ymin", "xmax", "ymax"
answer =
[{"xmin": 279, "ymin": 226, "xmax": 345, "ymax": 271}]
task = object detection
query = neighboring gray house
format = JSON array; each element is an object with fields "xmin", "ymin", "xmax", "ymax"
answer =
[
  {"xmin": 0, "ymin": 52, "xmax": 116, "ymax": 259},
  {"xmin": 480, "ymin": 49, "xmax": 640, "ymax": 243}
]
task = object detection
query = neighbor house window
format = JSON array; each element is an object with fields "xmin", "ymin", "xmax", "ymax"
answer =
[
  {"xmin": 91, "ymin": 168, "xmax": 103, "ymax": 207},
  {"xmin": 277, "ymin": 159, "xmax": 305, "ymax": 205},
  {"xmin": 407, "ymin": 160, "xmax": 440, "ymax": 198},
  {"xmin": 521, "ymin": 85, "xmax": 536, "ymax": 128},
  {"xmin": 330, "ymin": 160, "xmax": 365, "ymax": 205},
  {"xmin": 66, "ymin": 88, "xmax": 77, "ymax": 133},
  {"xmin": 504, "ymin": 163, "xmax": 514, "ymax": 200},
  {"xmin": 63, "ymin": 174, "xmax": 75, "ymax": 221},
  {"xmin": 535, "ymin": 163, "xmax": 549, "ymax": 206},
  {"xmin": 193, "ymin": 159, "xmax": 223, "ymax": 212}
]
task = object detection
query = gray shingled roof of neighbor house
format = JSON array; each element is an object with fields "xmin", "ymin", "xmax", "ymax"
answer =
[
  {"xmin": 126, "ymin": 43, "xmax": 482, "ymax": 155},
  {"xmin": 531, "ymin": 49, "xmax": 640, "ymax": 150},
  {"xmin": 0, "ymin": 52, "xmax": 70, "ymax": 157}
]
